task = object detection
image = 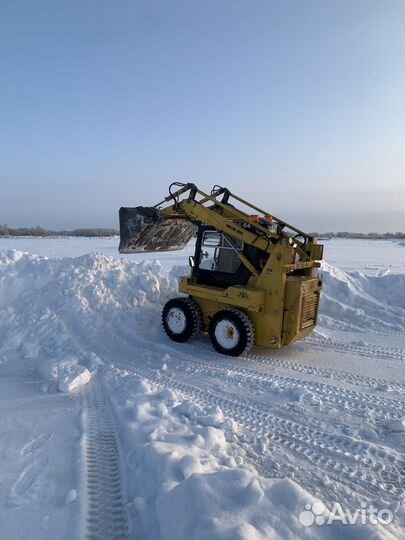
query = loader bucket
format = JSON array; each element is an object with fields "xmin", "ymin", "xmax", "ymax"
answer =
[{"xmin": 119, "ymin": 207, "xmax": 197, "ymax": 253}]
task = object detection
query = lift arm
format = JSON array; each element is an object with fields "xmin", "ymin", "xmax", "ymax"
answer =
[{"xmin": 119, "ymin": 182, "xmax": 322, "ymax": 264}]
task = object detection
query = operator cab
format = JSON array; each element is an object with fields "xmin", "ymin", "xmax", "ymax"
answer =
[{"xmin": 190, "ymin": 225, "xmax": 265, "ymax": 288}]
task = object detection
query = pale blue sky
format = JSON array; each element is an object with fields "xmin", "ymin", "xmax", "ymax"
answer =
[{"xmin": 1, "ymin": 0, "xmax": 404, "ymax": 231}]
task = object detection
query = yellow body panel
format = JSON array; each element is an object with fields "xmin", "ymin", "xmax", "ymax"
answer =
[
  {"xmin": 179, "ymin": 237, "xmax": 322, "ymax": 349},
  {"xmin": 179, "ymin": 277, "xmax": 265, "ymax": 312}
]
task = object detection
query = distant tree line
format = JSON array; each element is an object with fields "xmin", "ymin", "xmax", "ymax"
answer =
[
  {"xmin": 0, "ymin": 224, "xmax": 404, "ymax": 239},
  {"xmin": 0, "ymin": 225, "xmax": 119, "ymax": 237},
  {"xmin": 309, "ymin": 231, "xmax": 405, "ymax": 239}
]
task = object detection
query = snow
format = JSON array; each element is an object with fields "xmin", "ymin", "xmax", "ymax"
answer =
[
  {"xmin": 0, "ymin": 236, "xmax": 195, "ymax": 270},
  {"xmin": 0, "ymin": 235, "xmax": 404, "ymax": 274},
  {"xmin": 58, "ymin": 364, "xmax": 91, "ymax": 393},
  {"xmin": 64, "ymin": 489, "xmax": 77, "ymax": 505},
  {"xmin": 386, "ymin": 419, "xmax": 405, "ymax": 433},
  {"xmin": 0, "ymin": 238, "xmax": 404, "ymax": 540},
  {"xmin": 319, "ymin": 262, "xmax": 405, "ymax": 332},
  {"xmin": 107, "ymin": 372, "xmax": 391, "ymax": 540},
  {"xmin": 37, "ymin": 355, "xmax": 92, "ymax": 392}
]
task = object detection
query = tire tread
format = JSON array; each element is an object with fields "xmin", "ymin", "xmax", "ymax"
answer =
[{"xmin": 162, "ymin": 297, "xmax": 202, "ymax": 342}]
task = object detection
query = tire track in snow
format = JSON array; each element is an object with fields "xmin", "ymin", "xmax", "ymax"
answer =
[
  {"xmin": 114, "ymin": 321, "xmax": 405, "ymax": 395},
  {"xmin": 166, "ymin": 352, "xmax": 405, "ymax": 421},
  {"xmin": 82, "ymin": 377, "xmax": 129, "ymax": 540},
  {"xmin": 193, "ymin": 338, "xmax": 405, "ymax": 391},
  {"xmin": 111, "ymin": 355, "xmax": 404, "ymax": 507},
  {"xmin": 63, "ymin": 318, "xmax": 404, "ymax": 514},
  {"xmin": 243, "ymin": 352, "xmax": 405, "ymax": 393},
  {"xmin": 302, "ymin": 337, "xmax": 405, "ymax": 362},
  {"xmin": 112, "ymin": 329, "xmax": 404, "ymax": 420}
]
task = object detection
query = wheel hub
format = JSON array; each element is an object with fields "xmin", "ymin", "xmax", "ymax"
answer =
[
  {"xmin": 166, "ymin": 307, "xmax": 187, "ymax": 334},
  {"xmin": 215, "ymin": 319, "xmax": 240, "ymax": 349}
]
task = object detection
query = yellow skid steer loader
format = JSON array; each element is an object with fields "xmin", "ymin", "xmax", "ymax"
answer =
[{"xmin": 119, "ymin": 183, "xmax": 323, "ymax": 356}]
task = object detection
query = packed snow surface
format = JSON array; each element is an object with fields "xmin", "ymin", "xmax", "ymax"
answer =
[
  {"xmin": 0, "ymin": 241, "xmax": 404, "ymax": 540},
  {"xmin": 0, "ymin": 236, "xmax": 404, "ymax": 274}
]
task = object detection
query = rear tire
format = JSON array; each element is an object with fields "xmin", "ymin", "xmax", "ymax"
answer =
[
  {"xmin": 162, "ymin": 297, "xmax": 202, "ymax": 343},
  {"xmin": 209, "ymin": 309, "xmax": 255, "ymax": 356}
]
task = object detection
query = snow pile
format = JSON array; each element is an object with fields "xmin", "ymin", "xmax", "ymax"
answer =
[
  {"xmin": 107, "ymin": 370, "xmax": 392, "ymax": 540},
  {"xmin": 319, "ymin": 262, "xmax": 405, "ymax": 332},
  {"xmin": 0, "ymin": 250, "xmax": 181, "ymax": 390},
  {"xmin": 1, "ymin": 250, "xmax": 404, "ymax": 384}
]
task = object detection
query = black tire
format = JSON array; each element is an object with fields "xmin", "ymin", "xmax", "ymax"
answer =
[
  {"xmin": 162, "ymin": 297, "xmax": 203, "ymax": 343},
  {"xmin": 208, "ymin": 308, "xmax": 255, "ymax": 356}
]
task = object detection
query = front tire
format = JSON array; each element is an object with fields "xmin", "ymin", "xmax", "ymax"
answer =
[
  {"xmin": 209, "ymin": 309, "xmax": 255, "ymax": 356},
  {"xmin": 162, "ymin": 297, "xmax": 202, "ymax": 343}
]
